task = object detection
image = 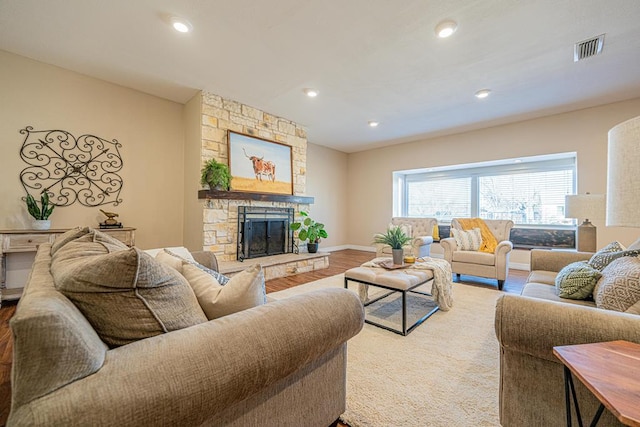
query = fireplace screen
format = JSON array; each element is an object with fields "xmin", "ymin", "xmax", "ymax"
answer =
[{"xmin": 237, "ymin": 206, "xmax": 295, "ymax": 261}]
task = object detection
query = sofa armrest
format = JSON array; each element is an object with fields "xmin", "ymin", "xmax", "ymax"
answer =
[
  {"xmin": 495, "ymin": 294, "xmax": 640, "ymax": 363},
  {"xmin": 530, "ymin": 249, "xmax": 593, "ymax": 273},
  {"xmin": 10, "ymin": 288, "xmax": 364, "ymax": 426},
  {"xmin": 191, "ymin": 250, "xmax": 219, "ymax": 271}
]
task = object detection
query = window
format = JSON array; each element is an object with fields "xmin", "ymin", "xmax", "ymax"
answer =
[{"xmin": 395, "ymin": 154, "xmax": 576, "ymax": 226}]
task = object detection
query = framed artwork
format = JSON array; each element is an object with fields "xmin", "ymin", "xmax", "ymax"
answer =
[{"xmin": 228, "ymin": 131, "xmax": 293, "ymax": 195}]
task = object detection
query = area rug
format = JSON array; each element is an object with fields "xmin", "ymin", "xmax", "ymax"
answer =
[{"xmin": 270, "ymin": 274, "xmax": 502, "ymax": 427}]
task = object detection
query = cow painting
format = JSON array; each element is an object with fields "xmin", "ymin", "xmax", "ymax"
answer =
[{"xmin": 243, "ymin": 148, "xmax": 276, "ymax": 182}]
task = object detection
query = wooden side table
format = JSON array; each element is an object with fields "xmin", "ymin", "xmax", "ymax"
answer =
[{"xmin": 553, "ymin": 340, "xmax": 640, "ymax": 427}]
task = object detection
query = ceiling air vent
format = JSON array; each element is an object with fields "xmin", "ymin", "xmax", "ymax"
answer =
[{"xmin": 574, "ymin": 34, "xmax": 605, "ymax": 62}]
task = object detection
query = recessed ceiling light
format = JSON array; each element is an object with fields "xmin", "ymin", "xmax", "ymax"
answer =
[
  {"xmin": 368, "ymin": 121, "xmax": 379, "ymax": 127},
  {"xmin": 170, "ymin": 17, "xmax": 192, "ymax": 33},
  {"xmin": 475, "ymin": 89, "xmax": 491, "ymax": 99},
  {"xmin": 435, "ymin": 20, "xmax": 458, "ymax": 38},
  {"xmin": 303, "ymin": 88, "xmax": 319, "ymax": 97}
]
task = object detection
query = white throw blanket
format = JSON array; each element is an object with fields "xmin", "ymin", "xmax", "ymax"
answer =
[{"xmin": 361, "ymin": 257, "xmax": 454, "ymax": 311}]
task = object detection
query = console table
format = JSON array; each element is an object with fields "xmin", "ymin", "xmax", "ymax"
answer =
[{"xmin": 0, "ymin": 227, "xmax": 135, "ymax": 305}]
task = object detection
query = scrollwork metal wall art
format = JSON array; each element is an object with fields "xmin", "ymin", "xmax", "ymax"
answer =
[{"xmin": 19, "ymin": 126, "xmax": 124, "ymax": 207}]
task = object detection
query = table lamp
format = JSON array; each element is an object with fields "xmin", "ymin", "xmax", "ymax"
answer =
[
  {"xmin": 607, "ymin": 115, "xmax": 640, "ymax": 228},
  {"xmin": 565, "ymin": 193, "xmax": 605, "ymax": 252}
]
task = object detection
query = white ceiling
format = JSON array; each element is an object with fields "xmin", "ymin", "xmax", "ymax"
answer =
[{"xmin": 1, "ymin": 0, "xmax": 640, "ymax": 153}]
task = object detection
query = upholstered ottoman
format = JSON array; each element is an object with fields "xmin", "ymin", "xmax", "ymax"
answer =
[{"xmin": 344, "ymin": 263, "xmax": 436, "ymax": 335}]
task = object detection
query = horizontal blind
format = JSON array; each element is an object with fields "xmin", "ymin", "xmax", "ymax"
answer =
[{"xmin": 407, "ymin": 177, "xmax": 471, "ymax": 220}]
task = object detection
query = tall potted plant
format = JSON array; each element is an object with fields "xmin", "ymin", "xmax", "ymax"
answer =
[
  {"xmin": 25, "ymin": 190, "xmax": 55, "ymax": 230},
  {"xmin": 291, "ymin": 211, "xmax": 328, "ymax": 253},
  {"xmin": 373, "ymin": 225, "xmax": 411, "ymax": 265},
  {"xmin": 200, "ymin": 158, "xmax": 232, "ymax": 191}
]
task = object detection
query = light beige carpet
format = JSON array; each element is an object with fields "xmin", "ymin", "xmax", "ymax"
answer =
[{"xmin": 270, "ymin": 274, "xmax": 502, "ymax": 427}]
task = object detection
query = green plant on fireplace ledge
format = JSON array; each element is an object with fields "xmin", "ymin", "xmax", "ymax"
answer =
[{"xmin": 200, "ymin": 158, "xmax": 231, "ymax": 191}]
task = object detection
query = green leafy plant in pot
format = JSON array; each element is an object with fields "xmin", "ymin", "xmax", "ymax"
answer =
[
  {"xmin": 200, "ymin": 158, "xmax": 231, "ymax": 191},
  {"xmin": 25, "ymin": 190, "xmax": 55, "ymax": 230},
  {"xmin": 373, "ymin": 225, "xmax": 411, "ymax": 265},
  {"xmin": 290, "ymin": 211, "xmax": 328, "ymax": 253}
]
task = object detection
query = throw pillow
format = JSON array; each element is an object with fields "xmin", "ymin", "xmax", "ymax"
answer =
[
  {"xmin": 451, "ymin": 228, "xmax": 482, "ymax": 251},
  {"xmin": 432, "ymin": 224, "xmax": 440, "ymax": 241},
  {"xmin": 161, "ymin": 248, "xmax": 230, "ymax": 285},
  {"xmin": 51, "ymin": 226, "xmax": 91, "ymax": 255},
  {"xmin": 456, "ymin": 218, "xmax": 499, "ymax": 253},
  {"xmin": 628, "ymin": 237, "xmax": 640, "ymax": 251},
  {"xmin": 181, "ymin": 263, "xmax": 267, "ymax": 320},
  {"xmin": 594, "ymin": 256, "xmax": 640, "ymax": 314},
  {"xmin": 53, "ymin": 248, "xmax": 207, "ymax": 347},
  {"xmin": 555, "ymin": 261, "xmax": 602, "ymax": 300},
  {"xmin": 588, "ymin": 241, "xmax": 640, "ymax": 270}
]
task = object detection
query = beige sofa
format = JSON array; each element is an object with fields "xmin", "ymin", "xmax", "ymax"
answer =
[
  {"xmin": 375, "ymin": 217, "xmax": 436, "ymax": 258},
  {"xmin": 9, "ymin": 244, "xmax": 364, "ymax": 426},
  {"xmin": 495, "ymin": 249, "xmax": 640, "ymax": 426},
  {"xmin": 441, "ymin": 219, "xmax": 514, "ymax": 289}
]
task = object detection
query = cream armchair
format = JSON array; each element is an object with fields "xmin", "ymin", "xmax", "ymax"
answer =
[
  {"xmin": 375, "ymin": 217, "xmax": 437, "ymax": 258},
  {"xmin": 440, "ymin": 218, "xmax": 514, "ymax": 290}
]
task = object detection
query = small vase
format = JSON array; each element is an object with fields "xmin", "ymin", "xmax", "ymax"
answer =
[
  {"xmin": 307, "ymin": 242, "xmax": 319, "ymax": 253},
  {"xmin": 32, "ymin": 220, "xmax": 51, "ymax": 230},
  {"xmin": 392, "ymin": 248, "xmax": 404, "ymax": 265}
]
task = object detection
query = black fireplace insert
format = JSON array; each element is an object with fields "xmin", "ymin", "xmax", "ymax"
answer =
[{"xmin": 237, "ymin": 206, "xmax": 295, "ymax": 261}]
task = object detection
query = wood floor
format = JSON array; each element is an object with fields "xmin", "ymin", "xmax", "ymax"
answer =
[{"xmin": 0, "ymin": 249, "xmax": 527, "ymax": 426}]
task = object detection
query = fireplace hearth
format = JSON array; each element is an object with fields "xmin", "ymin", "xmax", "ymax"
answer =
[{"xmin": 237, "ymin": 206, "xmax": 295, "ymax": 261}]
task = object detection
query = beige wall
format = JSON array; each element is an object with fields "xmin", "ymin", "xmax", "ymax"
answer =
[
  {"xmin": 0, "ymin": 50, "xmax": 186, "ymax": 249},
  {"xmin": 183, "ymin": 92, "xmax": 203, "ymax": 251},
  {"xmin": 347, "ymin": 97, "xmax": 640, "ymax": 265},
  {"xmin": 306, "ymin": 143, "xmax": 349, "ymax": 249}
]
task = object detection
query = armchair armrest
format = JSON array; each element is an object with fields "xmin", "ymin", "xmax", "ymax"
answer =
[
  {"xmin": 495, "ymin": 240, "xmax": 513, "ymax": 255},
  {"xmin": 440, "ymin": 237, "xmax": 457, "ymax": 262},
  {"xmin": 530, "ymin": 249, "xmax": 593, "ymax": 272},
  {"xmin": 412, "ymin": 236, "xmax": 434, "ymax": 246},
  {"xmin": 495, "ymin": 294, "xmax": 640, "ymax": 363},
  {"xmin": 10, "ymin": 288, "xmax": 364, "ymax": 426}
]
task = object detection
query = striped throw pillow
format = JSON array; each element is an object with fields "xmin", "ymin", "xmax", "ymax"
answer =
[{"xmin": 452, "ymin": 228, "xmax": 482, "ymax": 251}]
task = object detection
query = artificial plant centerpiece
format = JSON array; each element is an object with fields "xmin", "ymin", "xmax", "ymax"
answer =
[
  {"xmin": 25, "ymin": 190, "xmax": 55, "ymax": 230},
  {"xmin": 290, "ymin": 211, "xmax": 328, "ymax": 253},
  {"xmin": 200, "ymin": 158, "xmax": 232, "ymax": 191},
  {"xmin": 373, "ymin": 225, "xmax": 412, "ymax": 265}
]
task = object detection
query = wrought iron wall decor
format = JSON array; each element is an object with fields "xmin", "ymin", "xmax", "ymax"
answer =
[{"xmin": 19, "ymin": 126, "xmax": 123, "ymax": 207}]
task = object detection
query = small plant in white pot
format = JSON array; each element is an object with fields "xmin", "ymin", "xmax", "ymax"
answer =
[
  {"xmin": 373, "ymin": 225, "xmax": 411, "ymax": 265},
  {"xmin": 25, "ymin": 191, "xmax": 55, "ymax": 230}
]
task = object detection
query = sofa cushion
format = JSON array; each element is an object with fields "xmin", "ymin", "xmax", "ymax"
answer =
[
  {"xmin": 182, "ymin": 262, "xmax": 266, "ymax": 320},
  {"xmin": 157, "ymin": 248, "xmax": 230, "ymax": 285},
  {"xmin": 452, "ymin": 249, "xmax": 495, "ymax": 266},
  {"xmin": 588, "ymin": 241, "xmax": 640, "ymax": 270},
  {"xmin": 526, "ymin": 270, "xmax": 558, "ymax": 286},
  {"xmin": 52, "ymin": 246, "xmax": 207, "ymax": 347},
  {"xmin": 555, "ymin": 261, "xmax": 602, "ymax": 300},
  {"xmin": 520, "ymin": 283, "xmax": 596, "ymax": 307},
  {"xmin": 451, "ymin": 228, "xmax": 482, "ymax": 251},
  {"xmin": 594, "ymin": 256, "xmax": 640, "ymax": 314},
  {"xmin": 51, "ymin": 227, "xmax": 127, "ymax": 257}
]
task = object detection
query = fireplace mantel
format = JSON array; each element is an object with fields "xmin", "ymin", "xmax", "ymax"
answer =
[{"xmin": 198, "ymin": 190, "xmax": 314, "ymax": 204}]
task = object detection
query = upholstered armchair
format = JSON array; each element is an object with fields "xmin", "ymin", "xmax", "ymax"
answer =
[
  {"xmin": 440, "ymin": 218, "xmax": 514, "ymax": 290},
  {"xmin": 375, "ymin": 217, "xmax": 437, "ymax": 258}
]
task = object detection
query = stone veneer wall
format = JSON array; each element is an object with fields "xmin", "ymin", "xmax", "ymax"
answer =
[{"xmin": 200, "ymin": 91, "xmax": 311, "ymax": 261}]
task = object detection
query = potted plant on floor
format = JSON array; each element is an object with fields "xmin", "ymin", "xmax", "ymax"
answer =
[
  {"xmin": 25, "ymin": 190, "xmax": 55, "ymax": 230},
  {"xmin": 291, "ymin": 211, "xmax": 328, "ymax": 253},
  {"xmin": 200, "ymin": 158, "xmax": 232, "ymax": 191},
  {"xmin": 373, "ymin": 225, "xmax": 411, "ymax": 265}
]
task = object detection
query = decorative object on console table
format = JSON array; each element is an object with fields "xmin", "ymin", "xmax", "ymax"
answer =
[
  {"xmin": 373, "ymin": 225, "xmax": 411, "ymax": 265},
  {"xmin": 99, "ymin": 209, "xmax": 123, "ymax": 229},
  {"xmin": 564, "ymin": 193, "xmax": 605, "ymax": 252},
  {"xmin": 0, "ymin": 227, "xmax": 135, "ymax": 306},
  {"xmin": 607, "ymin": 115, "xmax": 640, "ymax": 229},
  {"xmin": 228, "ymin": 131, "xmax": 293, "ymax": 195},
  {"xmin": 291, "ymin": 211, "xmax": 328, "ymax": 254},
  {"xmin": 24, "ymin": 190, "xmax": 55, "ymax": 230}
]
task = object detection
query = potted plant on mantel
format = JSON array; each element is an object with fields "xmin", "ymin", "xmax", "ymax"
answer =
[
  {"xmin": 25, "ymin": 190, "xmax": 55, "ymax": 230},
  {"xmin": 291, "ymin": 211, "xmax": 328, "ymax": 254},
  {"xmin": 373, "ymin": 225, "xmax": 411, "ymax": 265},
  {"xmin": 200, "ymin": 158, "xmax": 232, "ymax": 191}
]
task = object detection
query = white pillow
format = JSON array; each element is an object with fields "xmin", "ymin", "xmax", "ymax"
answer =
[
  {"xmin": 181, "ymin": 263, "xmax": 267, "ymax": 320},
  {"xmin": 452, "ymin": 228, "xmax": 482, "ymax": 251}
]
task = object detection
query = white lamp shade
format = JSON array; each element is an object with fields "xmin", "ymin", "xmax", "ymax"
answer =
[
  {"xmin": 607, "ymin": 116, "xmax": 640, "ymax": 227},
  {"xmin": 565, "ymin": 194, "xmax": 605, "ymax": 220}
]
